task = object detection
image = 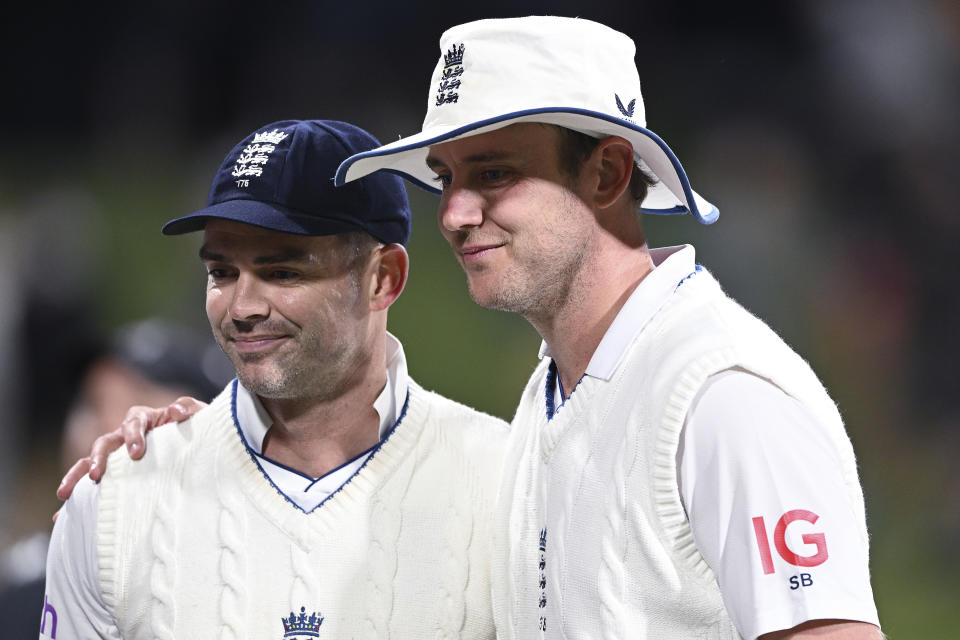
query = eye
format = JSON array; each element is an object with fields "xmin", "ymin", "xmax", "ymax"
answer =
[
  {"xmin": 269, "ymin": 269, "xmax": 299, "ymax": 281},
  {"xmin": 432, "ymin": 173, "xmax": 452, "ymax": 189},
  {"xmin": 480, "ymin": 169, "xmax": 505, "ymax": 181},
  {"xmin": 206, "ymin": 267, "xmax": 233, "ymax": 281}
]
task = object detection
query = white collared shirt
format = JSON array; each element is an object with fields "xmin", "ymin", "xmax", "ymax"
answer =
[{"xmin": 234, "ymin": 331, "xmax": 409, "ymax": 512}]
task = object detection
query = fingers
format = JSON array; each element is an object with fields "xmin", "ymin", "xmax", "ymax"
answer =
[
  {"xmin": 56, "ymin": 398, "xmax": 209, "ymax": 513},
  {"xmin": 56, "ymin": 457, "xmax": 93, "ymax": 501},
  {"xmin": 88, "ymin": 429, "xmax": 126, "ymax": 479},
  {"xmin": 120, "ymin": 397, "xmax": 206, "ymax": 459},
  {"xmin": 55, "ymin": 428, "xmax": 124, "ymax": 503},
  {"xmin": 163, "ymin": 396, "xmax": 207, "ymax": 424},
  {"xmin": 120, "ymin": 406, "xmax": 162, "ymax": 459}
]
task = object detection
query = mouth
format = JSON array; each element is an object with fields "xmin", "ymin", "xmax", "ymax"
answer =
[
  {"xmin": 229, "ymin": 335, "xmax": 289, "ymax": 354},
  {"xmin": 459, "ymin": 243, "xmax": 505, "ymax": 264}
]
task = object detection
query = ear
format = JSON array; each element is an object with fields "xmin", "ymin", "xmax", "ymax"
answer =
[
  {"xmin": 368, "ymin": 244, "xmax": 409, "ymax": 312},
  {"xmin": 590, "ymin": 136, "xmax": 635, "ymax": 209}
]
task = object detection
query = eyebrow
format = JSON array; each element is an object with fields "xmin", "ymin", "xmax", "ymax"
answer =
[
  {"xmin": 425, "ymin": 151, "xmax": 517, "ymax": 171},
  {"xmin": 198, "ymin": 245, "xmax": 312, "ymax": 265}
]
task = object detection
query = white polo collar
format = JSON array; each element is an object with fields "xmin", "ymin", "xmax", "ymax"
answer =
[
  {"xmin": 538, "ymin": 245, "xmax": 697, "ymax": 380},
  {"xmin": 235, "ymin": 331, "xmax": 409, "ymax": 454}
]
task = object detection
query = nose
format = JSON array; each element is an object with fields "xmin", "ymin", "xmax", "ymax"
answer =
[
  {"xmin": 438, "ymin": 185, "xmax": 484, "ymax": 232},
  {"xmin": 228, "ymin": 273, "xmax": 269, "ymax": 321}
]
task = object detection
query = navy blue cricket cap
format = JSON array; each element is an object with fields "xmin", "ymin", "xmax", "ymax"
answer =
[{"xmin": 162, "ymin": 119, "xmax": 411, "ymax": 245}]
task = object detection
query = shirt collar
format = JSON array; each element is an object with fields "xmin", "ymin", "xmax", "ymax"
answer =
[
  {"xmin": 538, "ymin": 245, "xmax": 696, "ymax": 381},
  {"xmin": 235, "ymin": 331, "xmax": 410, "ymax": 453}
]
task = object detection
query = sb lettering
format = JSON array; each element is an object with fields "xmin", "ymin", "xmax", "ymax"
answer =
[
  {"xmin": 752, "ymin": 509, "xmax": 828, "ymax": 578},
  {"xmin": 789, "ymin": 573, "xmax": 814, "ymax": 590}
]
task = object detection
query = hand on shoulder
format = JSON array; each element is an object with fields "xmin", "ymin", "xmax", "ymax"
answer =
[{"xmin": 53, "ymin": 396, "xmax": 207, "ymax": 519}]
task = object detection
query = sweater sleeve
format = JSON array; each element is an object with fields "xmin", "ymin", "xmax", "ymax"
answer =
[
  {"xmin": 41, "ymin": 477, "xmax": 121, "ymax": 639},
  {"xmin": 677, "ymin": 369, "xmax": 879, "ymax": 640}
]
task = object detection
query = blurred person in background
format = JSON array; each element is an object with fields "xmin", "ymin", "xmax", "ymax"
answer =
[
  {"xmin": 0, "ymin": 318, "xmax": 229, "ymax": 639},
  {"xmin": 58, "ymin": 319, "xmax": 232, "ymax": 474}
]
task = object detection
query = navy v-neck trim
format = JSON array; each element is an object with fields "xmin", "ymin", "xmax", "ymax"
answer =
[
  {"xmin": 252, "ymin": 442, "xmax": 379, "ymax": 485},
  {"xmin": 230, "ymin": 379, "xmax": 412, "ymax": 514},
  {"xmin": 545, "ymin": 360, "xmax": 584, "ymax": 421}
]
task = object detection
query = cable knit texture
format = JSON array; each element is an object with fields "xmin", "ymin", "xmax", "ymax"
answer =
[
  {"xmin": 492, "ymin": 268, "xmax": 868, "ymax": 639},
  {"xmin": 215, "ymin": 441, "xmax": 246, "ymax": 640},
  {"xmin": 97, "ymin": 379, "xmax": 506, "ymax": 639}
]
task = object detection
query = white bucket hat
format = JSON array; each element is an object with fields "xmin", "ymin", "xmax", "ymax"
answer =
[{"xmin": 335, "ymin": 16, "xmax": 718, "ymax": 224}]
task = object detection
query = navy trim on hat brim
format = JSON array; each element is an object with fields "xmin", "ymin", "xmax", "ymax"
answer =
[
  {"xmin": 162, "ymin": 198, "xmax": 373, "ymax": 237},
  {"xmin": 334, "ymin": 106, "xmax": 718, "ymax": 225}
]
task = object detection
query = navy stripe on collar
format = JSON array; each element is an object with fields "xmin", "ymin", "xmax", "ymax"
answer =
[{"xmin": 230, "ymin": 379, "xmax": 412, "ymax": 514}]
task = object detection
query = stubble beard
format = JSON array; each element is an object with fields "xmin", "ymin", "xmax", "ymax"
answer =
[
  {"xmin": 232, "ymin": 350, "xmax": 313, "ymax": 399},
  {"xmin": 217, "ymin": 327, "xmax": 353, "ymax": 401},
  {"xmin": 467, "ymin": 205, "xmax": 587, "ymax": 320},
  {"xmin": 467, "ymin": 240, "xmax": 585, "ymax": 321}
]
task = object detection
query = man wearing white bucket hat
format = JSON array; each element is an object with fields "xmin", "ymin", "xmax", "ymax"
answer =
[{"xmin": 337, "ymin": 15, "xmax": 882, "ymax": 640}]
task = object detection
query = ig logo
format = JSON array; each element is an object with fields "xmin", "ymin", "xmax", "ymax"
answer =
[{"xmin": 752, "ymin": 509, "xmax": 828, "ymax": 589}]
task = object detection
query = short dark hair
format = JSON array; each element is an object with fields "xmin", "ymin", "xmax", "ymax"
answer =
[
  {"xmin": 553, "ymin": 126, "xmax": 656, "ymax": 206},
  {"xmin": 336, "ymin": 230, "xmax": 382, "ymax": 286},
  {"xmin": 340, "ymin": 230, "xmax": 382, "ymax": 263}
]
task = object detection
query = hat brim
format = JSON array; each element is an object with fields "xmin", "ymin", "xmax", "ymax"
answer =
[
  {"xmin": 162, "ymin": 198, "xmax": 368, "ymax": 237},
  {"xmin": 334, "ymin": 107, "xmax": 717, "ymax": 224}
]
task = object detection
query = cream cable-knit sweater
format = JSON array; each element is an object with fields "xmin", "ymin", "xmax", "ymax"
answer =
[
  {"xmin": 492, "ymin": 268, "xmax": 868, "ymax": 639},
  {"xmin": 97, "ymin": 379, "xmax": 507, "ymax": 639}
]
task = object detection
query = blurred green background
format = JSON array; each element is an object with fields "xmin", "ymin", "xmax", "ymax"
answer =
[{"xmin": 1, "ymin": 1, "xmax": 958, "ymax": 636}]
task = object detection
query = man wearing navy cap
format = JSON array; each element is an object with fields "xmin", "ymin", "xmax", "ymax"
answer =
[
  {"xmin": 42, "ymin": 120, "xmax": 506, "ymax": 639},
  {"xmin": 337, "ymin": 16, "xmax": 882, "ymax": 640}
]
